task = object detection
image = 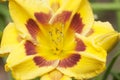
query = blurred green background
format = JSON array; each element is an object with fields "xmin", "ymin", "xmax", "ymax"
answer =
[{"xmin": 0, "ymin": 0, "xmax": 120, "ymax": 80}]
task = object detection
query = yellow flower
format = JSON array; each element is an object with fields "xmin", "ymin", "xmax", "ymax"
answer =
[{"xmin": 0, "ymin": 0, "xmax": 119, "ymax": 80}]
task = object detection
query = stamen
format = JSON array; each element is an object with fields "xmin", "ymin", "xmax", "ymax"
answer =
[{"xmin": 48, "ymin": 26, "xmax": 64, "ymax": 55}]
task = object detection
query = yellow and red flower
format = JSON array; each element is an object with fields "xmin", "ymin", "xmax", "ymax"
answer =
[{"xmin": 0, "ymin": 0, "xmax": 119, "ymax": 80}]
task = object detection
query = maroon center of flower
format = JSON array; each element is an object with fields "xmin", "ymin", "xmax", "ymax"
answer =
[{"xmin": 24, "ymin": 11, "xmax": 85, "ymax": 67}]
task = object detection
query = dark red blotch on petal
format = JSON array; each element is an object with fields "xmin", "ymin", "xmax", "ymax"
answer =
[
  {"xmin": 34, "ymin": 12, "xmax": 51, "ymax": 24},
  {"xmin": 70, "ymin": 13, "xmax": 84, "ymax": 33},
  {"xmin": 53, "ymin": 11, "xmax": 72, "ymax": 23},
  {"xmin": 59, "ymin": 54, "xmax": 80, "ymax": 68},
  {"xmin": 25, "ymin": 40, "xmax": 36, "ymax": 55},
  {"xmin": 26, "ymin": 19, "xmax": 40, "ymax": 38},
  {"xmin": 33, "ymin": 56, "xmax": 53, "ymax": 67},
  {"xmin": 75, "ymin": 38, "xmax": 86, "ymax": 51}
]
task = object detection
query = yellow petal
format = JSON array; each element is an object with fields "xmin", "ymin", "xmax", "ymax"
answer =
[
  {"xmin": 76, "ymin": 34, "xmax": 107, "ymax": 61},
  {"xmin": 5, "ymin": 40, "xmax": 27, "ymax": 67},
  {"xmin": 86, "ymin": 21, "xmax": 115, "ymax": 37},
  {"xmin": 40, "ymin": 75, "xmax": 51, "ymax": 80},
  {"xmin": 86, "ymin": 21, "xmax": 119, "ymax": 51},
  {"xmin": 95, "ymin": 32, "xmax": 118, "ymax": 51},
  {"xmin": 40, "ymin": 70, "xmax": 72, "ymax": 80},
  {"xmin": 41, "ymin": 70, "xmax": 63, "ymax": 80},
  {"xmin": 52, "ymin": 0, "xmax": 82, "ymax": 14},
  {"xmin": 57, "ymin": 35, "xmax": 106, "ymax": 79},
  {"xmin": 41, "ymin": 75, "xmax": 72, "ymax": 80},
  {"xmin": 48, "ymin": 0, "xmax": 64, "ymax": 12},
  {"xmin": 75, "ymin": 0, "xmax": 94, "ymax": 35},
  {"xmin": 57, "ymin": 54, "xmax": 105, "ymax": 80},
  {"xmin": 64, "ymin": 0, "xmax": 94, "ymax": 34},
  {"xmin": 5, "ymin": 40, "xmax": 58, "ymax": 79},
  {"xmin": 61, "ymin": 76, "xmax": 72, "ymax": 80},
  {"xmin": 0, "ymin": 23, "xmax": 20, "ymax": 56},
  {"xmin": 9, "ymin": 0, "xmax": 51, "ymax": 40},
  {"xmin": 49, "ymin": 0, "xmax": 82, "ymax": 24},
  {"xmin": 6, "ymin": 56, "xmax": 57, "ymax": 80}
]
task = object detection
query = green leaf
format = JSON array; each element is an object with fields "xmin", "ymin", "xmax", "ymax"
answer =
[
  {"xmin": 111, "ymin": 71, "xmax": 120, "ymax": 80},
  {"xmin": 0, "ymin": 30, "xmax": 2, "ymax": 41},
  {"xmin": 0, "ymin": 2, "xmax": 11, "ymax": 31},
  {"xmin": 0, "ymin": 2, "xmax": 10, "ymax": 20},
  {"xmin": 33, "ymin": 77, "xmax": 40, "ymax": 80},
  {"xmin": 0, "ymin": 15, "xmax": 6, "ymax": 31}
]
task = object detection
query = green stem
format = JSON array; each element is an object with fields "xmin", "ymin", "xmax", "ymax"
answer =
[
  {"xmin": 92, "ymin": 3, "xmax": 120, "ymax": 11},
  {"xmin": 0, "ymin": 2, "xmax": 11, "ymax": 27},
  {"xmin": 0, "ymin": 31, "xmax": 2, "ymax": 40},
  {"xmin": 111, "ymin": 71, "xmax": 120, "ymax": 80},
  {"xmin": 33, "ymin": 77, "xmax": 40, "ymax": 80},
  {"xmin": 115, "ymin": 0, "xmax": 120, "ymax": 2},
  {"xmin": 114, "ymin": 0, "xmax": 120, "ymax": 32},
  {"xmin": 0, "ymin": 4, "xmax": 9, "ymax": 19},
  {"xmin": 116, "ymin": 12, "xmax": 120, "ymax": 32},
  {"xmin": 9, "ymin": 72, "xmax": 14, "ymax": 80},
  {"xmin": 102, "ymin": 44, "xmax": 120, "ymax": 80}
]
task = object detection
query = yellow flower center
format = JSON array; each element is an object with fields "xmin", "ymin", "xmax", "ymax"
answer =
[{"xmin": 49, "ymin": 25, "xmax": 64, "ymax": 55}]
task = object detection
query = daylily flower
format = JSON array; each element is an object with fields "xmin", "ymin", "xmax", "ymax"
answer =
[{"xmin": 0, "ymin": 0, "xmax": 119, "ymax": 80}]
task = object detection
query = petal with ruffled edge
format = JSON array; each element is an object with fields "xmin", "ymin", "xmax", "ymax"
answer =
[
  {"xmin": 57, "ymin": 35, "xmax": 106, "ymax": 79},
  {"xmin": 57, "ymin": 54, "xmax": 105, "ymax": 79},
  {"xmin": 75, "ymin": 34, "xmax": 107, "ymax": 61},
  {"xmin": 9, "ymin": 0, "xmax": 51, "ymax": 41},
  {"xmin": 5, "ymin": 40, "xmax": 59, "ymax": 80},
  {"xmin": 86, "ymin": 21, "xmax": 119, "ymax": 51},
  {"xmin": 0, "ymin": 23, "xmax": 21, "ymax": 56},
  {"xmin": 40, "ymin": 70, "xmax": 72, "ymax": 80},
  {"xmin": 49, "ymin": 0, "xmax": 82, "ymax": 24},
  {"xmin": 69, "ymin": 0, "xmax": 94, "ymax": 35}
]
